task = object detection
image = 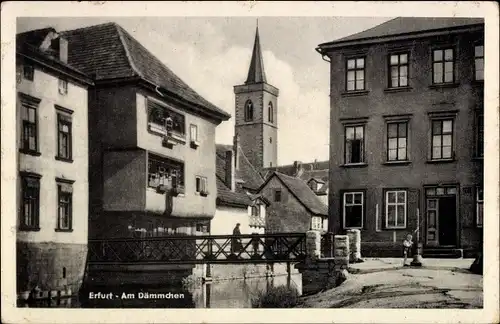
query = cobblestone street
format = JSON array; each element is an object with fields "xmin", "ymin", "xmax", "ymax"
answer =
[{"xmin": 300, "ymin": 259, "xmax": 482, "ymax": 308}]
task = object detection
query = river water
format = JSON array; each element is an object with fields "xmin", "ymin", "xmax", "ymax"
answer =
[{"xmin": 20, "ymin": 273, "xmax": 302, "ymax": 308}]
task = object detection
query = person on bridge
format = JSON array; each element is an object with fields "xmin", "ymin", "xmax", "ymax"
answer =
[{"xmin": 232, "ymin": 223, "xmax": 243, "ymax": 254}]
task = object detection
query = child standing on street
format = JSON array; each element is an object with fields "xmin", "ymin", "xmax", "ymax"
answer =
[{"xmin": 403, "ymin": 234, "xmax": 413, "ymax": 266}]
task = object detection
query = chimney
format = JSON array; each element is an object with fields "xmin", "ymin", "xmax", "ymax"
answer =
[
  {"xmin": 233, "ymin": 135, "xmax": 240, "ymax": 170},
  {"xmin": 293, "ymin": 161, "xmax": 304, "ymax": 177},
  {"xmin": 59, "ymin": 37, "xmax": 68, "ymax": 63},
  {"xmin": 225, "ymin": 150, "xmax": 235, "ymax": 191}
]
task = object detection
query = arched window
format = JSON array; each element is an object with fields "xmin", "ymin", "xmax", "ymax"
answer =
[
  {"xmin": 245, "ymin": 100, "xmax": 254, "ymax": 121},
  {"xmin": 268, "ymin": 101, "xmax": 273, "ymax": 123}
]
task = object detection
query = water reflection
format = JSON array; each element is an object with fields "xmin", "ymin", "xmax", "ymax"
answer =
[{"xmin": 20, "ymin": 274, "xmax": 302, "ymax": 308}]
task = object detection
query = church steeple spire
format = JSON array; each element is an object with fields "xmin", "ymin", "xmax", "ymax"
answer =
[{"xmin": 245, "ymin": 23, "xmax": 267, "ymax": 84}]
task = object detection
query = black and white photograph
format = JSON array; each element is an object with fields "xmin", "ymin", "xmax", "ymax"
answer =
[{"xmin": 1, "ymin": 1, "xmax": 499, "ymax": 323}]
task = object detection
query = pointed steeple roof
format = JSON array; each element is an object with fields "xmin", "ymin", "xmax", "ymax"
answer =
[{"xmin": 245, "ymin": 24, "xmax": 267, "ymax": 84}]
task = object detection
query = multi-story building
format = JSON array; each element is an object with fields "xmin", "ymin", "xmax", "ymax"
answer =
[
  {"xmin": 16, "ymin": 28, "xmax": 93, "ymax": 298},
  {"xmin": 316, "ymin": 17, "xmax": 484, "ymax": 257},
  {"xmin": 62, "ymin": 22, "xmax": 230, "ymax": 239}
]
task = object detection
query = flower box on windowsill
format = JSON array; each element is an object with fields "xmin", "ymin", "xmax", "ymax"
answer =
[
  {"xmin": 190, "ymin": 140, "xmax": 200, "ymax": 149},
  {"xmin": 426, "ymin": 158, "xmax": 456, "ymax": 164},
  {"xmin": 384, "ymin": 86, "xmax": 413, "ymax": 93},
  {"xmin": 171, "ymin": 185, "xmax": 185, "ymax": 197},
  {"xmin": 55, "ymin": 228, "xmax": 73, "ymax": 232},
  {"xmin": 156, "ymin": 184, "xmax": 168, "ymax": 194},
  {"xmin": 341, "ymin": 90, "xmax": 370, "ymax": 97},
  {"xmin": 383, "ymin": 160, "xmax": 411, "ymax": 166},
  {"xmin": 19, "ymin": 149, "xmax": 41, "ymax": 157},
  {"xmin": 200, "ymin": 190, "xmax": 209, "ymax": 197}
]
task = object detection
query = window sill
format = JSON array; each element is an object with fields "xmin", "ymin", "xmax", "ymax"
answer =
[
  {"xmin": 384, "ymin": 227, "xmax": 407, "ymax": 230},
  {"xmin": 190, "ymin": 141, "xmax": 200, "ymax": 149},
  {"xmin": 343, "ymin": 227, "xmax": 363, "ymax": 230},
  {"xmin": 341, "ymin": 90, "xmax": 369, "ymax": 97},
  {"xmin": 429, "ymin": 83, "xmax": 460, "ymax": 90},
  {"xmin": 19, "ymin": 149, "xmax": 41, "ymax": 156},
  {"xmin": 383, "ymin": 160, "xmax": 411, "ymax": 166},
  {"xmin": 19, "ymin": 227, "xmax": 40, "ymax": 232},
  {"xmin": 55, "ymin": 228, "xmax": 73, "ymax": 232},
  {"xmin": 426, "ymin": 158, "xmax": 456, "ymax": 164},
  {"xmin": 341, "ymin": 163, "xmax": 368, "ymax": 168},
  {"xmin": 55, "ymin": 156, "xmax": 73, "ymax": 163},
  {"xmin": 384, "ymin": 86, "xmax": 412, "ymax": 93}
]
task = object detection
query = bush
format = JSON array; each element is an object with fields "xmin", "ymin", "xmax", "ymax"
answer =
[{"xmin": 251, "ymin": 285, "xmax": 300, "ymax": 308}]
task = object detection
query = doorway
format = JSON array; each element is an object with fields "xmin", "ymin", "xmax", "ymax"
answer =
[{"xmin": 425, "ymin": 186, "xmax": 458, "ymax": 247}]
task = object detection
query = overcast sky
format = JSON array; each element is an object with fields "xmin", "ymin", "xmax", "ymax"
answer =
[{"xmin": 17, "ymin": 16, "xmax": 391, "ymax": 165}]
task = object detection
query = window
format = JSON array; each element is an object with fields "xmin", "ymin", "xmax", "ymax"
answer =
[
  {"xmin": 190, "ymin": 124, "xmax": 198, "ymax": 142},
  {"xmin": 269, "ymin": 137, "xmax": 272, "ymax": 144},
  {"xmin": 148, "ymin": 154, "xmax": 184, "ymax": 189},
  {"xmin": 58, "ymin": 78, "xmax": 68, "ymax": 95},
  {"xmin": 309, "ymin": 180, "xmax": 318, "ymax": 192},
  {"xmin": 57, "ymin": 181, "xmax": 73, "ymax": 231},
  {"xmin": 343, "ymin": 192, "xmax": 363, "ymax": 229},
  {"xmin": 274, "ymin": 189, "xmax": 282, "ymax": 202},
  {"xmin": 476, "ymin": 113, "xmax": 484, "ymax": 157},
  {"xmin": 148, "ymin": 100, "xmax": 185, "ymax": 136},
  {"xmin": 432, "ymin": 48, "xmax": 454, "ymax": 84},
  {"xmin": 23, "ymin": 64, "xmax": 34, "ymax": 81},
  {"xmin": 389, "ymin": 53, "xmax": 409, "ymax": 88},
  {"xmin": 474, "ymin": 45, "xmax": 484, "ymax": 81},
  {"xmin": 311, "ymin": 216, "xmax": 322, "ymax": 230},
  {"xmin": 346, "ymin": 57, "xmax": 365, "ymax": 91},
  {"xmin": 244, "ymin": 100, "xmax": 254, "ymax": 121},
  {"xmin": 345, "ymin": 125, "xmax": 364, "ymax": 164},
  {"xmin": 195, "ymin": 176, "xmax": 208, "ymax": 194},
  {"xmin": 20, "ymin": 95, "xmax": 39, "ymax": 153},
  {"xmin": 20, "ymin": 174, "xmax": 40, "ymax": 230},
  {"xmin": 476, "ymin": 186, "xmax": 483, "ymax": 228},
  {"xmin": 385, "ymin": 190, "xmax": 407, "ymax": 229},
  {"xmin": 268, "ymin": 102, "xmax": 273, "ymax": 123},
  {"xmin": 251, "ymin": 205, "xmax": 259, "ymax": 216},
  {"xmin": 57, "ymin": 112, "xmax": 72, "ymax": 160},
  {"xmin": 387, "ymin": 122, "xmax": 408, "ymax": 161},
  {"xmin": 431, "ymin": 119, "xmax": 453, "ymax": 159}
]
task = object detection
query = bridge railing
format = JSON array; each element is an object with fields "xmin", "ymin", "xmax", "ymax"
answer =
[{"xmin": 87, "ymin": 232, "xmax": 308, "ymax": 264}]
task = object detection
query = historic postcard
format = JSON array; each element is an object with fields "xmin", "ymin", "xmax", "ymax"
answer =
[{"xmin": 1, "ymin": 1, "xmax": 499, "ymax": 323}]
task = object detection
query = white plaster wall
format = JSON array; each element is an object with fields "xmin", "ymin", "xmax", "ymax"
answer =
[
  {"xmin": 211, "ymin": 206, "xmax": 265, "ymax": 235},
  {"xmin": 136, "ymin": 92, "xmax": 217, "ymax": 218},
  {"xmin": 16, "ymin": 64, "xmax": 89, "ymax": 245}
]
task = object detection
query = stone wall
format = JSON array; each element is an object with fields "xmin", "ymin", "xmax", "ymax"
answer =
[{"xmin": 17, "ymin": 241, "xmax": 87, "ymax": 300}]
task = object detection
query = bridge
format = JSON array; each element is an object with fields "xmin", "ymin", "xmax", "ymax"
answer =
[{"xmin": 87, "ymin": 232, "xmax": 334, "ymax": 265}]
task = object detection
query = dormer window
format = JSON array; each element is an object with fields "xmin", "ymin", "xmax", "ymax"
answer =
[
  {"xmin": 23, "ymin": 64, "xmax": 34, "ymax": 81},
  {"xmin": 58, "ymin": 78, "xmax": 68, "ymax": 95},
  {"xmin": 309, "ymin": 180, "xmax": 318, "ymax": 192}
]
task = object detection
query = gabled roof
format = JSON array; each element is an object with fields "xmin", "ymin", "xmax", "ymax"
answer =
[
  {"xmin": 262, "ymin": 160, "xmax": 329, "ymax": 178},
  {"xmin": 259, "ymin": 172, "xmax": 328, "ymax": 216},
  {"xmin": 245, "ymin": 25, "xmax": 267, "ymax": 84},
  {"xmin": 216, "ymin": 144, "xmax": 265, "ymax": 193},
  {"xmin": 308, "ymin": 177, "xmax": 325, "ymax": 184},
  {"xmin": 62, "ymin": 22, "xmax": 230, "ymax": 120},
  {"xmin": 16, "ymin": 28, "xmax": 93, "ymax": 86},
  {"xmin": 319, "ymin": 17, "xmax": 484, "ymax": 48}
]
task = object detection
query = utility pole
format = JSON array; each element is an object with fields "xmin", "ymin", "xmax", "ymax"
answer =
[{"xmin": 411, "ymin": 208, "xmax": 423, "ymax": 266}]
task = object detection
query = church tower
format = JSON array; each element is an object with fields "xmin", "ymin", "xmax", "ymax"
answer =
[{"xmin": 234, "ymin": 24, "xmax": 279, "ymax": 170}]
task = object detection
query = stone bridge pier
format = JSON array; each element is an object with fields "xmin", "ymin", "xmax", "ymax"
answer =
[{"xmin": 295, "ymin": 230, "xmax": 350, "ymax": 295}]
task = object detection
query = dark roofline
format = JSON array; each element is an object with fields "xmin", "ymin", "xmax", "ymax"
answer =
[
  {"xmin": 16, "ymin": 43, "xmax": 93, "ymax": 86},
  {"xmin": 216, "ymin": 198, "xmax": 249, "ymax": 209},
  {"xmin": 317, "ymin": 23, "xmax": 484, "ymax": 52},
  {"xmin": 257, "ymin": 171, "xmax": 327, "ymax": 216}
]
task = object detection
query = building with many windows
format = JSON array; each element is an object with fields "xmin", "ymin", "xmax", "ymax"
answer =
[
  {"xmin": 16, "ymin": 28, "xmax": 93, "ymax": 298},
  {"xmin": 316, "ymin": 17, "xmax": 484, "ymax": 257},
  {"xmin": 62, "ymin": 22, "xmax": 230, "ymax": 239}
]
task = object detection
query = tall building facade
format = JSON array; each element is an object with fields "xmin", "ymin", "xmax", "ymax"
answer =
[
  {"xmin": 62, "ymin": 22, "xmax": 230, "ymax": 239},
  {"xmin": 317, "ymin": 18, "xmax": 484, "ymax": 257},
  {"xmin": 16, "ymin": 28, "xmax": 93, "ymax": 298},
  {"xmin": 234, "ymin": 26, "xmax": 279, "ymax": 170}
]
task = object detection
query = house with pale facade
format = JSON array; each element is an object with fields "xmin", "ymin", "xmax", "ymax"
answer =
[
  {"xmin": 62, "ymin": 22, "xmax": 231, "ymax": 239},
  {"xmin": 16, "ymin": 28, "xmax": 93, "ymax": 300}
]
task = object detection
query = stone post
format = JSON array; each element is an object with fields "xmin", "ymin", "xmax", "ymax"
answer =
[
  {"xmin": 305, "ymin": 230, "xmax": 321, "ymax": 262},
  {"xmin": 346, "ymin": 229, "xmax": 362, "ymax": 263},
  {"xmin": 334, "ymin": 235, "xmax": 349, "ymax": 271}
]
